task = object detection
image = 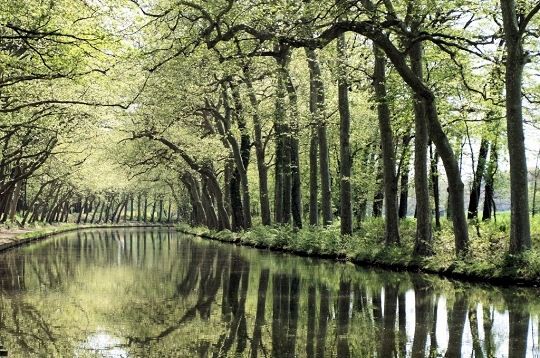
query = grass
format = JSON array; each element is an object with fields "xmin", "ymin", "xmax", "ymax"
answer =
[{"xmin": 176, "ymin": 214, "xmax": 540, "ymax": 285}]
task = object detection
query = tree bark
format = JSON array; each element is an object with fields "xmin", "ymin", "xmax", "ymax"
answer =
[
  {"xmin": 532, "ymin": 148, "xmax": 540, "ymax": 216},
  {"xmin": 150, "ymin": 196, "xmax": 157, "ymax": 223},
  {"xmin": 21, "ymin": 180, "xmax": 52, "ymax": 226},
  {"xmin": 501, "ymin": 0, "xmax": 531, "ymax": 253},
  {"xmin": 410, "ymin": 41, "xmax": 433, "ymax": 256},
  {"xmin": 338, "ymin": 33, "xmax": 352, "ymax": 235},
  {"xmin": 398, "ymin": 134, "xmax": 412, "ymax": 218},
  {"xmin": 468, "ymin": 137, "xmax": 490, "ymax": 219},
  {"xmin": 83, "ymin": 197, "xmax": 94, "ymax": 224},
  {"xmin": 373, "ymin": 44, "xmax": 400, "ymax": 244},
  {"xmin": 243, "ymin": 69, "xmax": 271, "ymax": 226},
  {"xmin": 130, "ymin": 194, "xmax": 134, "ymax": 221},
  {"xmin": 137, "ymin": 193, "xmax": 142, "ymax": 222},
  {"xmin": 77, "ymin": 196, "xmax": 88, "ymax": 224},
  {"xmin": 181, "ymin": 173, "xmax": 208, "ymax": 227},
  {"xmin": 7, "ymin": 178, "xmax": 22, "ymax": 222},
  {"xmin": 273, "ymin": 57, "xmax": 287, "ymax": 224},
  {"xmin": 308, "ymin": 93, "xmax": 319, "ymax": 226},
  {"xmin": 276, "ymin": 54, "xmax": 292, "ymax": 225},
  {"xmin": 284, "ymin": 65, "xmax": 303, "ymax": 229},
  {"xmin": 90, "ymin": 200, "xmax": 101, "ymax": 224},
  {"xmin": 306, "ymin": 48, "xmax": 332, "ymax": 226},
  {"xmin": 143, "ymin": 194, "xmax": 148, "ymax": 222},
  {"xmin": 483, "ymin": 141, "xmax": 498, "ymax": 221},
  {"xmin": 230, "ymin": 80, "xmax": 252, "ymax": 228},
  {"xmin": 430, "ymin": 144, "xmax": 441, "ymax": 229},
  {"xmin": 201, "ymin": 180, "xmax": 220, "ymax": 229}
]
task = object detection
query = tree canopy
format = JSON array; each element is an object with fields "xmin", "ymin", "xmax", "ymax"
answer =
[{"xmin": 2, "ymin": 0, "xmax": 540, "ymax": 261}]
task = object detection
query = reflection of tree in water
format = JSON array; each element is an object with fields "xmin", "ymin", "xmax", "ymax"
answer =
[
  {"xmin": 0, "ymin": 254, "xmax": 25, "ymax": 291},
  {"xmin": 505, "ymin": 292, "xmax": 530, "ymax": 358},
  {"xmin": 251, "ymin": 268, "xmax": 269, "ymax": 358},
  {"xmin": 380, "ymin": 281, "xmax": 399, "ymax": 357},
  {"xmin": 336, "ymin": 279, "xmax": 351, "ymax": 358},
  {"xmin": 398, "ymin": 289, "xmax": 408, "ymax": 357},
  {"xmin": 125, "ymin": 239, "xmax": 228, "ymax": 348},
  {"xmin": 271, "ymin": 272, "xmax": 300, "ymax": 357},
  {"xmin": 445, "ymin": 292, "xmax": 468, "ymax": 358},
  {"xmin": 411, "ymin": 276, "xmax": 434, "ymax": 358},
  {"xmin": 0, "ymin": 292, "xmax": 86, "ymax": 356},
  {"xmin": 1, "ymin": 229, "xmax": 539, "ymax": 357},
  {"xmin": 212, "ymin": 255, "xmax": 250, "ymax": 357}
]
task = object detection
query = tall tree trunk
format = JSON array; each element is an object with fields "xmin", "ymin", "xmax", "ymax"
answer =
[
  {"xmin": 83, "ymin": 197, "xmax": 94, "ymax": 224},
  {"xmin": 202, "ymin": 168, "xmax": 231, "ymax": 230},
  {"xmin": 338, "ymin": 33, "xmax": 352, "ymax": 235},
  {"xmin": 181, "ymin": 173, "xmax": 208, "ymax": 227},
  {"xmin": 468, "ymin": 137, "xmax": 490, "ymax": 219},
  {"xmin": 410, "ymin": 41, "xmax": 433, "ymax": 256},
  {"xmin": 229, "ymin": 169, "xmax": 245, "ymax": 230},
  {"xmin": 399, "ymin": 134, "xmax": 412, "ymax": 218},
  {"xmin": 355, "ymin": 147, "xmax": 373, "ymax": 224},
  {"xmin": 21, "ymin": 180, "xmax": 52, "ymax": 226},
  {"xmin": 123, "ymin": 196, "xmax": 129, "ymax": 222},
  {"xmin": 306, "ymin": 48, "xmax": 332, "ymax": 226},
  {"xmin": 62, "ymin": 201, "xmax": 70, "ymax": 222},
  {"xmin": 150, "ymin": 196, "xmax": 157, "ymax": 223},
  {"xmin": 224, "ymin": 161, "xmax": 233, "ymax": 215},
  {"xmin": 158, "ymin": 197, "xmax": 163, "ymax": 222},
  {"xmin": 366, "ymin": 24, "xmax": 470, "ymax": 255},
  {"xmin": 483, "ymin": 141, "xmax": 498, "ymax": 221},
  {"xmin": 309, "ymin": 99, "xmax": 319, "ymax": 226},
  {"xmin": 284, "ymin": 66, "xmax": 303, "ymax": 229},
  {"xmin": 373, "ymin": 44, "xmax": 400, "ymax": 244},
  {"xmin": 243, "ymin": 70, "xmax": 271, "ymax": 226},
  {"xmin": 273, "ymin": 58, "xmax": 286, "ymax": 224},
  {"xmin": 44, "ymin": 187, "xmax": 62, "ymax": 222},
  {"xmin": 532, "ymin": 148, "xmax": 540, "ymax": 216},
  {"xmin": 143, "ymin": 194, "xmax": 148, "ymax": 222},
  {"xmin": 230, "ymin": 80, "xmax": 252, "ymax": 228},
  {"xmin": 430, "ymin": 144, "xmax": 441, "ymax": 229},
  {"xmin": 77, "ymin": 196, "xmax": 88, "ymax": 224},
  {"xmin": 372, "ymin": 156, "xmax": 384, "ymax": 218},
  {"xmin": 275, "ymin": 55, "xmax": 292, "ymax": 225},
  {"xmin": 7, "ymin": 179, "xmax": 22, "ymax": 222},
  {"xmin": 501, "ymin": 0, "xmax": 531, "ymax": 253},
  {"xmin": 201, "ymin": 181, "xmax": 220, "ymax": 229},
  {"xmin": 130, "ymin": 194, "xmax": 134, "ymax": 221},
  {"xmin": 137, "ymin": 193, "xmax": 142, "ymax": 222},
  {"xmin": 90, "ymin": 200, "xmax": 101, "ymax": 224}
]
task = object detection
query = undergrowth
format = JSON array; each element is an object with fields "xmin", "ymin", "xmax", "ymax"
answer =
[{"xmin": 177, "ymin": 214, "xmax": 540, "ymax": 284}]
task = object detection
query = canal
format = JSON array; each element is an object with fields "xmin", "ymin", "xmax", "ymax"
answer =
[{"xmin": 0, "ymin": 228, "xmax": 538, "ymax": 357}]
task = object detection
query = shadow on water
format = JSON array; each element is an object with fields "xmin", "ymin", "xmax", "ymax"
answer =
[{"xmin": 0, "ymin": 228, "xmax": 539, "ymax": 357}]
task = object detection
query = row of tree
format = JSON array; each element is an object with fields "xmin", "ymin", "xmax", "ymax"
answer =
[
  {"xmin": 123, "ymin": 0, "xmax": 540, "ymax": 257},
  {"xmin": 2, "ymin": 0, "xmax": 540, "ymax": 258}
]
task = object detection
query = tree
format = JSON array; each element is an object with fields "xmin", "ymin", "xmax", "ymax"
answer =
[{"xmin": 500, "ymin": 0, "xmax": 540, "ymax": 254}]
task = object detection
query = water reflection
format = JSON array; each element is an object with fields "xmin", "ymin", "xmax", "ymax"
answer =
[{"xmin": 0, "ymin": 229, "xmax": 539, "ymax": 357}]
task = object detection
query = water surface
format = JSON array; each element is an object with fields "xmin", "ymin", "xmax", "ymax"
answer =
[{"xmin": 0, "ymin": 228, "xmax": 539, "ymax": 357}]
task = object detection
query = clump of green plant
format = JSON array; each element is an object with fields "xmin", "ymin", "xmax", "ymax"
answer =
[{"xmin": 177, "ymin": 213, "xmax": 540, "ymax": 284}]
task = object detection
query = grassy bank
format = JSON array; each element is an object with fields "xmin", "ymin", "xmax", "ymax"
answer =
[
  {"xmin": 177, "ymin": 215, "xmax": 540, "ymax": 286},
  {"xmin": 0, "ymin": 222, "xmax": 170, "ymax": 252}
]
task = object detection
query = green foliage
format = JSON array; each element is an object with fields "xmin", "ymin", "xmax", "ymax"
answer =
[{"xmin": 179, "ymin": 214, "xmax": 540, "ymax": 284}]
